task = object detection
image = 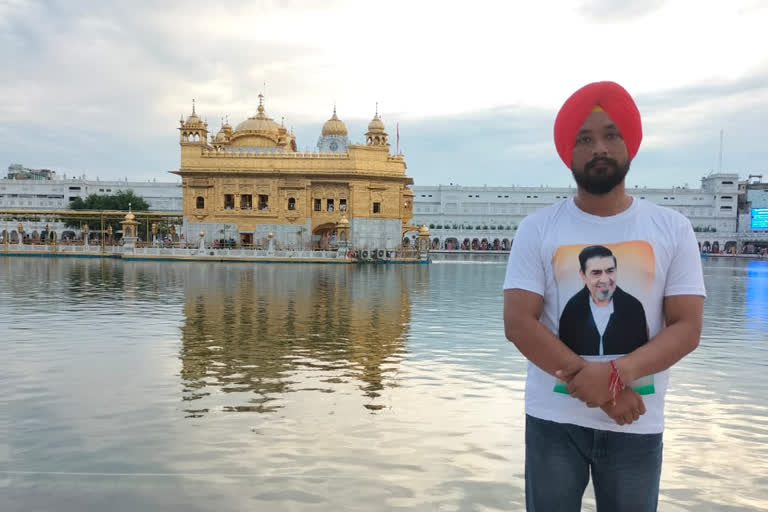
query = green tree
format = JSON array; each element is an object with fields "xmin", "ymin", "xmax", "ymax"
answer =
[{"xmin": 66, "ymin": 190, "xmax": 150, "ymax": 238}]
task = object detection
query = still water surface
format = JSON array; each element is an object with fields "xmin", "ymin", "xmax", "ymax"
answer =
[{"xmin": 1, "ymin": 257, "xmax": 767, "ymax": 511}]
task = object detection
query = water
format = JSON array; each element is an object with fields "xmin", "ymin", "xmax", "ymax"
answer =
[{"xmin": 1, "ymin": 257, "xmax": 766, "ymax": 511}]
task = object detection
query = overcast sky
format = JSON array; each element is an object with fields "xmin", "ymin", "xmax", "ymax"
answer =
[{"xmin": 1, "ymin": 0, "xmax": 767, "ymax": 188}]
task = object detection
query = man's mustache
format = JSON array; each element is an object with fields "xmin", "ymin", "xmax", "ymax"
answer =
[{"xmin": 584, "ymin": 157, "xmax": 619, "ymax": 173}]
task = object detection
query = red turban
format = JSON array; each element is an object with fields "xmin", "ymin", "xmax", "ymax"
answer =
[{"xmin": 553, "ymin": 81, "xmax": 642, "ymax": 168}]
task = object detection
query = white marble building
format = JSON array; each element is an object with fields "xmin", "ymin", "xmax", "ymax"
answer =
[
  {"xmin": 411, "ymin": 173, "xmax": 768, "ymax": 253},
  {"xmin": 0, "ymin": 166, "xmax": 182, "ymax": 240}
]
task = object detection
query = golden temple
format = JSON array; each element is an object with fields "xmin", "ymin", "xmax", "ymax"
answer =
[{"xmin": 173, "ymin": 96, "xmax": 416, "ymax": 250}]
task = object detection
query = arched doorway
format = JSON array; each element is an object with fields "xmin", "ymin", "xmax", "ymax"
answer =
[
  {"xmin": 724, "ymin": 241, "xmax": 737, "ymax": 254},
  {"xmin": 10, "ymin": 230, "xmax": 19, "ymax": 242},
  {"xmin": 492, "ymin": 238, "xmax": 500, "ymax": 250},
  {"xmin": 712, "ymin": 241, "xmax": 720, "ymax": 254},
  {"xmin": 431, "ymin": 237, "xmax": 440, "ymax": 250},
  {"xmin": 702, "ymin": 241, "xmax": 711, "ymax": 253},
  {"xmin": 402, "ymin": 227, "xmax": 420, "ymax": 250},
  {"xmin": 462, "ymin": 238, "xmax": 470, "ymax": 250},
  {"xmin": 471, "ymin": 238, "xmax": 479, "ymax": 250},
  {"xmin": 444, "ymin": 237, "xmax": 459, "ymax": 250},
  {"xmin": 313, "ymin": 223, "xmax": 336, "ymax": 249},
  {"xmin": 502, "ymin": 238, "xmax": 511, "ymax": 250}
]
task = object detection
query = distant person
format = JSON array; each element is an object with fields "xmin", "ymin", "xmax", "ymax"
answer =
[
  {"xmin": 502, "ymin": 81, "xmax": 705, "ymax": 511},
  {"xmin": 559, "ymin": 245, "xmax": 649, "ymax": 356}
]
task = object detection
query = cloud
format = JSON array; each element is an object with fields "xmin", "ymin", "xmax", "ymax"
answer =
[
  {"xmin": 1, "ymin": 1, "xmax": 766, "ymax": 188},
  {"xmin": 577, "ymin": 0, "xmax": 666, "ymax": 22}
]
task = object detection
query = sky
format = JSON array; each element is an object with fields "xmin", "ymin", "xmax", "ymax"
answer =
[{"xmin": 1, "ymin": 0, "xmax": 767, "ymax": 188}]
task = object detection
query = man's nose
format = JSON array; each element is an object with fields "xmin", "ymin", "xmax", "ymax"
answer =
[{"xmin": 592, "ymin": 137, "xmax": 609, "ymax": 157}]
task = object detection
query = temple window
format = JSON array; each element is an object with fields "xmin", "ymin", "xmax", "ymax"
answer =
[
  {"xmin": 287, "ymin": 197, "xmax": 296, "ymax": 210},
  {"xmin": 258, "ymin": 194, "xmax": 269, "ymax": 210},
  {"xmin": 327, "ymin": 199, "xmax": 334, "ymax": 212},
  {"xmin": 314, "ymin": 198, "xmax": 321, "ymax": 211},
  {"xmin": 224, "ymin": 194, "xmax": 234, "ymax": 209},
  {"xmin": 339, "ymin": 199, "xmax": 347, "ymax": 211},
  {"xmin": 373, "ymin": 202, "xmax": 381, "ymax": 214},
  {"xmin": 240, "ymin": 194, "xmax": 253, "ymax": 210},
  {"xmin": 196, "ymin": 196, "xmax": 205, "ymax": 209}
]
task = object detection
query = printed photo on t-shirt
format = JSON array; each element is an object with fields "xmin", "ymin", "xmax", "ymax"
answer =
[{"xmin": 551, "ymin": 241, "xmax": 656, "ymax": 395}]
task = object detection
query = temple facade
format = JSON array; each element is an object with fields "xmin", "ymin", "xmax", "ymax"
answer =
[{"xmin": 173, "ymin": 97, "xmax": 414, "ymax": 250}]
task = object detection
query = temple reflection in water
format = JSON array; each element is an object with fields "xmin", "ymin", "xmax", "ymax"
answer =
[{"xmin": 178, "ymin": 263, "xmax": 427, "ymax": 416}]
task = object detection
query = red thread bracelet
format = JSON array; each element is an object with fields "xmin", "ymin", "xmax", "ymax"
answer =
[{"xmin": 608, "ymin": 360, "xmax": 625, "ymax": 406}]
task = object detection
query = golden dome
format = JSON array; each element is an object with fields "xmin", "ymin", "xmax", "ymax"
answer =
[
  {"xmin": 418, "ymin": 225, "xmax": 429, "ymax": 234},
  {"xmin": 234, "ymin": 113, "xmax": 281, "ymax": 134},
  {"xmin": 124, "ymin": 211, "xmax": 135, "ymax": 221},
  {"xmin": 322, "ymin": 107, "xmax": 348, "ymax": 137},
  {"xmin": 336, "ymin": 215, "xmax": 350, "ymax": 226},
  {"xmin": 185, "ymin": 99, "xmax": 203, "ymax": 125},
  {"xmin": 215, "ymin": 129, "xmax": 228, "ymax": 142},
  {"xmin": 234, "ymin": 94, "xmax": 281, "ymax": 135},
  {"xmin": 368, "ymin": 114, "xmax": 386, "ymax": 133}
]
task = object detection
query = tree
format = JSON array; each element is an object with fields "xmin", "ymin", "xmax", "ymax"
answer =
[
  {"xmin": 66, "ymin": 190, "xmax": 150, "ymax": 237},
  {"xmin": 70, "ymin": 190, "xmax": 150, "ymax": 211}
]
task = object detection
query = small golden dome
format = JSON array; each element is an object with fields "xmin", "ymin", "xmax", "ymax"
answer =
[
  {"xmin": 185, "ymin": 99, "xmax": 202, "ymax": 125},
  {"xmin": 215, "ymin": 129, "xmax": 227, "ymax": 142},
  {"xmin": 368, "ymin": 113, "xmax": 386, "ymax": 133},
  {"xmin": 322, "ymin": 107, "xmax": 348, "ymax": 136},
  {"xmin": 124, "ymin": 211, "xmax": 135, "ymax": 221},
  {"xmin": 336, "ymin": 216, "xmax": 350, "ymax": 226},
  {"xmin": 418, "ymin": 225, "xmax": 429, "ymax": 234}
]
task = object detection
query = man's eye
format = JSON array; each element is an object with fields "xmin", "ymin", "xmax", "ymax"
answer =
[{"xmin": 577, "ymin": 136, "xmax": 592, "ymax": 145}]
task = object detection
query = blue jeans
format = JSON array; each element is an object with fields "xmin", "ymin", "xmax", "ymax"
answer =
[{"xmin": 525, "ymin": 414, "xmax": 663, "ymax": 512}]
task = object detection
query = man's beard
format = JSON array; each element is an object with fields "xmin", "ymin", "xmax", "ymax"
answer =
[
  {"xmin": 596, "ymin": 287, "xmax": 615, "ymax": 301},
  {"xmin": 571, "ymin": 157, "xmax": 630, "ymax": 195}
]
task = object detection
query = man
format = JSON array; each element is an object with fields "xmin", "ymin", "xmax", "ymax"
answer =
[
  {"xmin": 559, "ymin": 245, "xmax": 649, "ymax": 356},
  {"xmin": 503, "ymin": 81, "xmax": 705, "ymax": 512}
]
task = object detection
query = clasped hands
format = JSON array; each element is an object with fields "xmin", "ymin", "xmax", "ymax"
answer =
[{"xmin": 556, "ymin": 360, "xmax": 646, "ymax": 426}]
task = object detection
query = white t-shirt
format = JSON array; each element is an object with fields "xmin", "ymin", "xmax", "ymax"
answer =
[
  {"xmin": 503, "ymin": 198, "xmax": 706, "ymax": 434},
  {"xmin": 589, "ymin": 299, "xmax": 613, "ymax": 355}
]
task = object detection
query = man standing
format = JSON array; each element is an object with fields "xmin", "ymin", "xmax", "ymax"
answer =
[{"xmin": 503, "ymin": 81, "xmax": 705, "ymax": 511}]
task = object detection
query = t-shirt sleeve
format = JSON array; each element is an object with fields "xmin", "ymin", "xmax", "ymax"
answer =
[
  {"xmin": 664, "ymin": 218, "xmax": 707, "ymax": 297},
  {"xmin": 503, "ymin": 216, "xmax": 546, "ymax": 295}
]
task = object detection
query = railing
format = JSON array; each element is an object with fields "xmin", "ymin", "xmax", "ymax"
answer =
[
  {"xmin": 2, "ymin": 242, "xmax": 428, "ymax": 261},
  {"xmin": 129, "ymin": 247, "xmax": 342, "ymax": 259},
  {"xmin": 3, "ymin": 243, "xmax": 116, "ymax": 253}
]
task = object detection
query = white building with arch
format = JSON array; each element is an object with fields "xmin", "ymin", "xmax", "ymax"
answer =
[{"xmin": 411, "ymin": 173, "xmax": 768, "ymax": 253}]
